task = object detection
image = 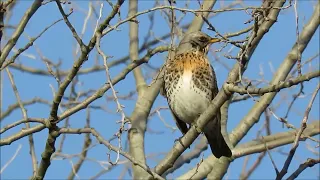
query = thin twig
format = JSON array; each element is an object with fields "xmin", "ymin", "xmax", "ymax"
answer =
[
  {"xmin": 276, "ymin": 84, "xmax": 320, "ymax": 180},
  {"xmin": 5, "ymin": 68, "xmax": 38, "ymax": 175},
  {"xmin": 0, "ymin": 144, "xmax": 22, "ymax": 173},
  {"xmin": 287, "ymin": 158, "xmax": 320, "ymax": 180},
  {"xmin": 0, "ymin": 0, "xmax": 43, "ymax": 68},
  {"xmin": 0, "ymin": 12, "xmax": 71, "ymax": 70},
  {"xmin": 59, "ymin": 128, "xmax": 164, "ymax": 180},
  {"xmin": 55, "ymin": 0, "xmax": 85, "ymax": 48},
  {"xmin": 96, "ymin": 19, "xmax": 126, "ymax": 165}
]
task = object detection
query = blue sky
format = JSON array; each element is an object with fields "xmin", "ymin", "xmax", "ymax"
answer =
[{"xmin": 1, "ymin": 0, "xmax": 319, "ymax": 179}]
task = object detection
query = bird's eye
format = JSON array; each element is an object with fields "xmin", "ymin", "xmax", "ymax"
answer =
[{"xmin": 199, "ymin": 36, "xmax": 207, "ymax": 42}]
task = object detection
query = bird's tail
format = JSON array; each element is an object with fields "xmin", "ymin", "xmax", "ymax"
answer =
[{"xmin": 203, "ymin": 118, "xmax": 232, "ymax": 158}]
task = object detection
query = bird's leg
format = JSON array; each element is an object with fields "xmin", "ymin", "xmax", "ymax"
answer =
[{"xmin": 174, "ymin": 121, "xmax": 203, "ymax": 150}]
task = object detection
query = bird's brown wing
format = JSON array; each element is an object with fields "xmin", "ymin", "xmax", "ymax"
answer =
[
  {"xmin": 169, "ymin": 107, "xmax": 189, "ymax": 134},
  {"xmin": 161, "ymin": 58, "xmax": 175, "ymax": 98},
  {"xmin": 158, "ymin": 63, "xmax": 168, "ymax": 97},
  {"xmin": 160, "ymin": 81, "xmax": 167, "ymax": 97},
  {"xmin": 162, "ymin": 54, "xmax": 189, "ymax": 134},
  {"xmin": 203, "ymin": 65, "xmax": 232, "ymax": 158}
]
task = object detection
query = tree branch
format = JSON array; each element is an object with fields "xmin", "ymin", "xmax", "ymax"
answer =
[
  {"xmin": 0, "ymin": 0, "xmax": 43, "ymax": 68},
  {"xmin": 177, "ymin": 120, "xmax": 320, "ymax": 179},
  {"xmin": 155, "ymin": 0, "xmax": 221, "ymax": 175},
  {"xmin": 0, "ymin": 46, "xmax": 167, "ymax": 147},
  {"xmin": 224, "ymin": 70, "xmax": 319, "ymax": 95},
  {"xmin": 156, "ymin": 0, "xmax": 286, "ymax": 177},
  {"xmin": 0, "ymin": 14, "xmax": 69, "ymax": 70},
  {"xmin": 276, "ymin": 84, "xmax": 320, "ymax": 180},
  {"xmin": 129, "ymin": 0, "xmax": 146, "ymax": 94},
  {"xmin": 55, "ymin": 0, "xmax": 85, "ymax": 48},
  {"xmin": 206, "ymin": 2, "xmax": 319, "ymax": 179},
  {"xmin": 5, "ymin": 68, "xmax": 38, "ymax": 175},
  {"xmin": 59, "ymin": 127, "xmax": 164, "ymax": 180},
  {"xmin": 32, "ymin": 1, "xmax": 125, "ymax": 179},
  {"xmin": 67, "ymin": 109, "xmax": 91, "ymax": 180},
  {"xmin": 287, "ymin": 158, "xmax": 320, "ymax": 180}
]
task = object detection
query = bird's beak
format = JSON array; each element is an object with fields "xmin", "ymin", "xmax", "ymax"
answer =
[{"xmin": 209, "ymin": 38, "xmax": 221, "ymax": 44}]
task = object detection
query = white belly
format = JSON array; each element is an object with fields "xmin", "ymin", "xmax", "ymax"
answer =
[{"xmin": 169, "ymin": 72, "xmax": 211, "ymax": 124}]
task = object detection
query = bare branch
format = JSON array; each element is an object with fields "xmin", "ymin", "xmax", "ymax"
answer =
[
  {"xmin": 129, "ymin": 0, "xmax": 146, "ymax": 94},
  {"xmin": 0, "ymin": 0, "xmax": 43, "ymax": 68},
  {"xmin": 59, "ymin": 128, "xmax": 164, "ymax": 180},
  {"xmin": 156, "ymin": 0, "xmax": 287, "ymax": 176},
  {"xmin": 178, "ymin": 120, "xmax": 320, "ymax": 179},
  {"xmin": 287, "ymin": 158, "xmax": 320, "ymax": 180},
  {"xmin": 67, "ymin": 108, "xmax": 92, "ymax": 180},
  {"xmin": 0, "ymin": 45, "xmax": 167, "ymax": 147},
  {"xmin": 55, "ymin": 0, "xmax": 85, "ymax": 48},
  {"xmin": 5, "ymin": 68, "xmax": 38, "ymax": 175},
  {"xmin": 224, "ymin": 70, "xmax": 319, "ymax": 95},
  {"xmin": 0, "ymin": 118, "xmax": 45, "ymax": 134},
  {"xmin": 276, "ymin": 84, "xmax": 320, "ymax": 180},
  {"xmin": 0, "ymin": 13, "xmax": 70, "ymax": 70},
  {"xmin": 0, "ymin": 144, "xmax": 22, "ymax": 174},
  {"xmin": 33, "ymin": 1, "xmax": 126, "ymax": 179}
]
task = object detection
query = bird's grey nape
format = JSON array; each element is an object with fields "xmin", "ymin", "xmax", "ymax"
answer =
[{"xmin": 175, "ymin": 31, "xmax": 212, "ymax": 55}]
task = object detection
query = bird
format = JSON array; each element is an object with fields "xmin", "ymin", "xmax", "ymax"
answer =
[{"xmin": 162, "ymin": 31, "xmax": 232, "ymax": 158}]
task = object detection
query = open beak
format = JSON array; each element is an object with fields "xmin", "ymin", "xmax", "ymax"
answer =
[{"xmin": 209, "ymin": 38, "xmax": 221, "ymax": 44}]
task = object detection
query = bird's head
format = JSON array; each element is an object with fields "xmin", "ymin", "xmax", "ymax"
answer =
[{"xmin": 177, "ymin": 31, "xmax": 221, "ymax": 54}]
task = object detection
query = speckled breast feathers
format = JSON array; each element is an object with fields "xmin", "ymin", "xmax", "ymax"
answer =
[{"xmin": 163, "ymin": 50, "xmax": 218, "ymax": 124}]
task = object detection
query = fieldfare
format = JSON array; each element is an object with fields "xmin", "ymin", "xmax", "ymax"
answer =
[{"xmin": 162, "ymin": 31, "xmax": 232, "ymax": 158}]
